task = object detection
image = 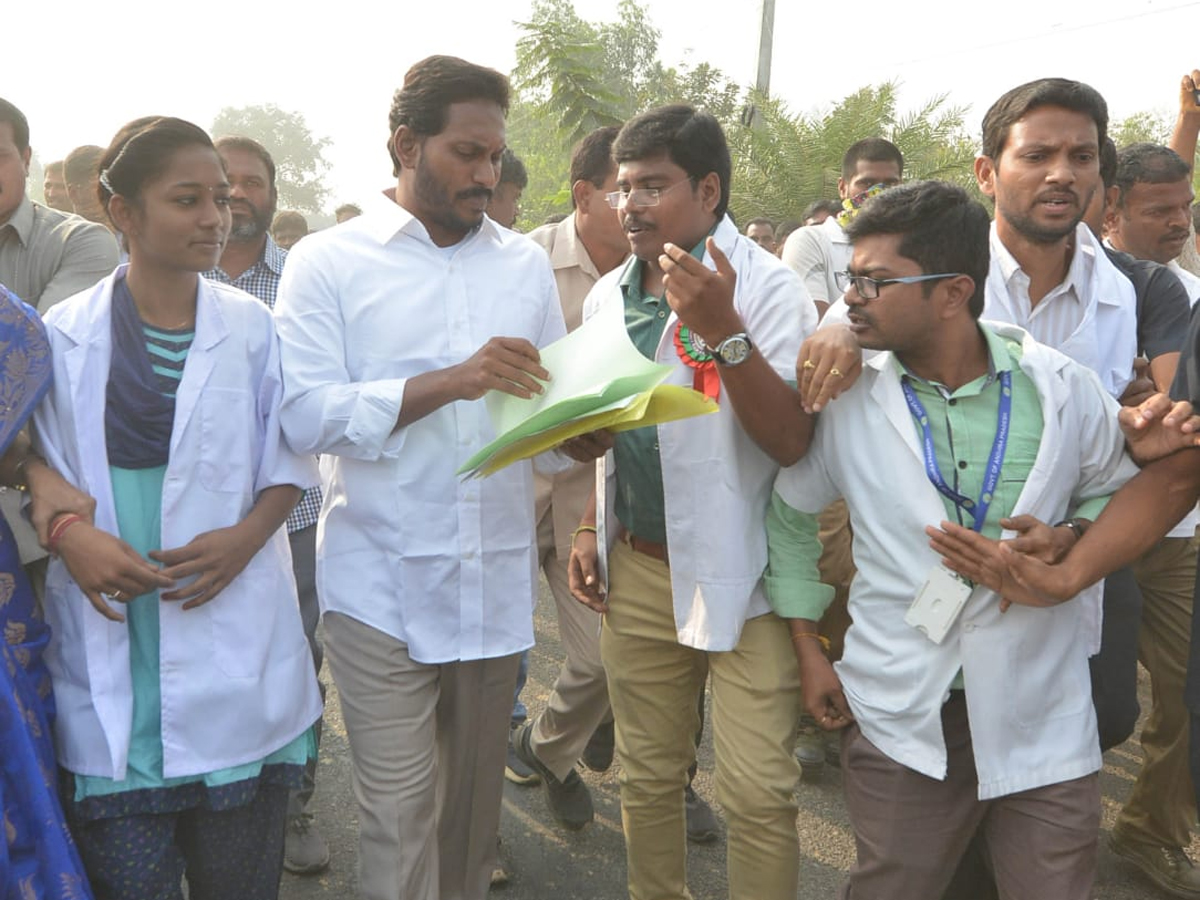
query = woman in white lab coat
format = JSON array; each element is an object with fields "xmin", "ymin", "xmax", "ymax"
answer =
[{"xmin": 32, "ymin": 116, "xmax": 322, "ymax": 900}]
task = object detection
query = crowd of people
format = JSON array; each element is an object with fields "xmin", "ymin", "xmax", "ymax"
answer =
[{"xmin": 1, "ymin": 52, "xmax": 1200, "ymax": 900}]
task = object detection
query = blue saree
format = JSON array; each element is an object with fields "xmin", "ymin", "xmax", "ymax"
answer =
[{"xmin": 0, "ymin": 284, "xmax": 92, "ymax": 899}]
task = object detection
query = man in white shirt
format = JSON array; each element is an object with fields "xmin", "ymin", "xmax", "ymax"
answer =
[
  {"xmin": 274, "ymin": 56, "xmax": 567, "ymax": 900},
  {"xmin": 975, "ymin": 77, "xmax": 1146, "ymax": 744},
  {"xmin": 569, "ymin": 105, "xmax": 818, "ymax": 900},
  {"xmin": 975, "ymin": 77, "xmax": 1200, "ymax": 898},
  {"xmin": 769, "ymin": 179, "xmax": 1139, "ymax": 900},
  {"xmin": 781, "ymin": 137, "xmax": 903, "ymax": 317},
  {"xmin": 1107, "ymin": 142, "xmax": 1200, "ymax": 306}
]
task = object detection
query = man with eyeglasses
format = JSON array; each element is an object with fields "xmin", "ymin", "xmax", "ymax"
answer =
[
  {"xmin": 567, "ymin": 104, "xmax": 818, "ymax": 900},
  {"xmin": 766, "ymin": 179, "xmax": 1158, "ymax": 900}
]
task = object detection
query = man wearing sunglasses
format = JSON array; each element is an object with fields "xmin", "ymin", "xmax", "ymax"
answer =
[{"xmin": 766, "ymin": 179, "xmax": 1164, "ymax": 900}]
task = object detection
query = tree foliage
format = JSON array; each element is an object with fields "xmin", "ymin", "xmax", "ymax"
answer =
[
  {"xmin": 509, "ymin": 0, "xmax": 746, "ymax": 227},
  {"xmin": 211, "ymin": 104, "xmax": 332, "ymax": 214}
]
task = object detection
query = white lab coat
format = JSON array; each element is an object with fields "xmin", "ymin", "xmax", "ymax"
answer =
[
  {"xmin": 587, "ymin": 215, "xmax": 819, "ymax": 650},
  {"xmin": 33, "ymin": 267, "xmax": 322, "ymax": 779},
  {"xmin": 774, "ymin": 322, "xmax": 1138, "ymax": 799}
]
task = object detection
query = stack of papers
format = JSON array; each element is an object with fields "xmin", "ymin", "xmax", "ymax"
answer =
[{"xmin": 457, "ymin": 303, "xmax": 718, "ymax": 478}]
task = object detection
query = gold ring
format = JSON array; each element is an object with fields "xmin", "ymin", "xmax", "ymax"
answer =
[
  {"xmin": 802, "ymin": 359, "xmax": 816, "ymax": 370},
  {"xmin": 829, "ymin": 367, "xmax": 843, "ymax": 378}
]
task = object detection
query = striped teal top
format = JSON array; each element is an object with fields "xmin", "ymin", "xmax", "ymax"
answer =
[{"xmin": 142, "ymin": 323, "xmax": 193, "ymax": 397}]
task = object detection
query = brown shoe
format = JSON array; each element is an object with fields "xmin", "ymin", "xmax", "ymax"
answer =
[{"xmin": 1109, "ymin": 826, "xmax": 1200, "ymax": 899}]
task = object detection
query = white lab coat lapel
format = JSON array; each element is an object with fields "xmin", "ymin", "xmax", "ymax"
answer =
[
  {"xmin": 866, "ymin": 355, "xmax": 924, "ymax": 464},
  {"xmin": 57, "ymin": 278, "xmax": 117, "ymax": 533},
  {"xmin": 168, "ymin": 279, "xmax": 228, "ymax": 464}
]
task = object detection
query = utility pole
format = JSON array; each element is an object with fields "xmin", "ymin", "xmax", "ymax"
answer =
[{"xmin": 755, "ymin": 0, "xmax": 775, "ymax": 97}]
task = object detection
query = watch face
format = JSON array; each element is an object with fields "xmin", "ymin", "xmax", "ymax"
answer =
[{"xmin": 719, "ymin": 336, "xmax": 751, "ymax": 365}]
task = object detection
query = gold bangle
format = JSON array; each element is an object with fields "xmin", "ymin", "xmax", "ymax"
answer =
[
  {"xmin": 790, "ymin": 631, "xmax": 831, "ymax": 651},
  {"xmin": 570, "ymin": 524, "xmax": 598, "ymax": 548}
]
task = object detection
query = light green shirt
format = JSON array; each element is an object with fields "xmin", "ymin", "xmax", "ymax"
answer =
[
  {"xmin": 765, "ymin": 326, "xmax": 1110, "ymax": 625},
  {"xmin": 611, "ymin": 234, "xmax": 711, "ymax": 544}
]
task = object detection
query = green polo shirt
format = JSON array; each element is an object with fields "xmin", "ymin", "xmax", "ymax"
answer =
[
  {"xmin": 611, "ymin": 237, "xmax": 710, "ymax": 544},
  {"xmin": 765, "ymin": 325, "xmax": 1110, "ymax": 623}
]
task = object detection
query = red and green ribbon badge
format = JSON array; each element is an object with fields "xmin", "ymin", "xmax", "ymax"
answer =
[{"xmin": 674, "ymin": 322, "xmax": 720, "ymax": 402}]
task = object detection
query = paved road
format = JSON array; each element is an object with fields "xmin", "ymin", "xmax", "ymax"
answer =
[{"xmin": 280, "ymin": 578, "xmax": 1189, "ymax": 899}]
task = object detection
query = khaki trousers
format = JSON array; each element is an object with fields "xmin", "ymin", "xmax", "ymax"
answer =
[
  {"xmin": 601, "ymin": 541, "xmax": 803, "ymax": 900},
  {"xmin": 324, "ymin": 612, "xmax": 520, "ymax": 900},
  {"xmin": 529, "ymin": 509, "xmax": 613, "ymax": 779},
  {"xmin": 1120, "ymin": 535, "xmax": 1199, "ymax": 847},
  {"xmin": 841, "ymin": 694, "xmax": 1100, "ymax": 900}
]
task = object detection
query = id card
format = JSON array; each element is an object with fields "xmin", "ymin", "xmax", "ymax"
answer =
[{"xmin": 905, "ymin": 566, "xmax": 972, "ymax": 644}]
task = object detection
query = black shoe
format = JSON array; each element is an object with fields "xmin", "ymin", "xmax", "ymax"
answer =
[
  {"xmin": 504, "ymin": 731, "xmax": 541, "ymax": 786},
  {"xmin": 513, "ymin": 722, "xmax": 594, "ymax": 830},
  {"xmin": 685, "ymin": 785, "xmax": 720, "ymax": 844},
  {"xmin": 581, "ymin": 721, "xmax": 615, "ymax": 773}
]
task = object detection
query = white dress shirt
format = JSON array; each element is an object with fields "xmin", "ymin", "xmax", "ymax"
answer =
[
  {"xmin": 274, "ymin": 198, "xmax": 566, "ymax": 664},
  {"xmin": 774, "ymin": 323, "xmax": 1137, "ymax": 799},
  {"xmin": 984, "ymin": 222, "xmax": 1137, "ymax": 398},
  {"xmin": 1170, "ymin": 259, "xmax": 1200, "ymax": 308}
]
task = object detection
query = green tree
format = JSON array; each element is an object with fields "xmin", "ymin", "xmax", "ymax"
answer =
[
  {"xmin": 727, "ymin": 83, "xmax": 978, "ymax": 225},
  {"xmin": 510, "ymin": 2, "xmax": 979, "ymax": 232},
  {"xmin": 1110, "ymin": 110, "xmax": 1173, "ymax": 148},
  {"xmin": 509, "ymin": 0, "xmax": 743, "ymax": 228},
  {"xmin": 211, "ymin": 105, "xmax": 332, "ymax": 214}
]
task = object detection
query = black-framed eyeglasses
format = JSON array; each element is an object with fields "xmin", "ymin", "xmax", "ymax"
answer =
[
  {"xmin": 834, "ymin": 271, "xmax": 965, "ymax": 300},
  {"xmin": 605, "ymin": 178, "xmax": 693, "ymax": 209}
]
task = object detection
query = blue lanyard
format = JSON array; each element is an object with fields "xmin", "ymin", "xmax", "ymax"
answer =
[{"xmin": 900, "ymin": 371, "xmax": 1012, "ymax": 533}]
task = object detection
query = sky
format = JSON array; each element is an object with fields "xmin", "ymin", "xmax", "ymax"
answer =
[{"xmin": 9, "ymin": 0, "xmax": 1199, "ymax": 212}]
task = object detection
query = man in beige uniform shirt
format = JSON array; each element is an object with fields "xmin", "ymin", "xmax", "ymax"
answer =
[{"xmin": 515, "ymin": 126, "xmax": 628, "ymax": 825}]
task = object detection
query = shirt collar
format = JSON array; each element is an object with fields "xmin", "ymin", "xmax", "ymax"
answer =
[
  {"xmin": 262, "ymin": 235, "xmax": 287, "ymax": 274},
  {"xmin": 990, "ymin": 220, "xmax": 1094, "ymax": 297},
  {"xmin": 550, "ymin": 214, "xmax": 603, "ymax": 280},
  {"xmin": 891, "ymin": 323, "xmax": 1013, "ymax": 394},
  {"xmin": 1, "ymin": 195, "xmax": 35, "ymax": 245},
  {"xmin": 617, "ymin": 221, "xmax": 718, "ymax": 296},
  {"xmin": 360, "ymin": 189, "xmax": 497, "ymax": 249}
]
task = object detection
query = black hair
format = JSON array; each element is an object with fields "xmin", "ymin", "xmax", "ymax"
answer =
[
  {"xmin": 612, "ymin": 105, "xmax": 731, "ymax": 219},
  {"xmin": 841, "ymin": 138, "xmax": 904, "ymax": 181},
  {"xmin": 498, "ymin": 148, "xmax": 528, "ymax": 189},
  {"xmin": 387, "ymin": 55, "xmax": 510, "ymax": 175},
  {"xmin": 0, "ymin": 98, "xmax": 30, "ymax": 153},
  {"xmin": 1113, "ymin": 143, "xmax": 1192, "ymax": 208},
  {"xmin": 213, "ymin": 135, "xmax": 277, "ymax": 188},
  {"xmin": 1100, "ymin": 137, "xmax": 1118, "ymax": 190},
  {"xmin": 63, "ymin": 145, "xmax": 104, "ymax": 188},
  {"xmin": 845, "ymin": 180, "xmax": 990, "ymax": 318},
  {"xmin": 568, "ymin": 125, "xmax": 620, "ymax": 208},
  {"xmin": 775, "ymin": 219, "xmax": 802, "ymax": 244},
  {"xmin": 98, "ymin": 117, "xmax": 216, "ymax": 208},
  {"xmin": 746, "ymin": 217, "xmax": 774, "ymax": 230},
  {"xmin": 981, "ymin": 78, "xmax": 1108, "ymax": 162},
  {"xmin": 802, "ymin": 199, "xmax": 842, "ymax": 221},
  {"xmin": 272, "ymin": 210, "xmax": 308, "ymax": 231}
]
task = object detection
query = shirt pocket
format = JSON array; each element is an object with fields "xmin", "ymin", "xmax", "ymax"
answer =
[
  {"xmin": 197, "ymin": 388, "xmax": 255, "ymax": 493},
  {"xmin": 209, "ymin": 562, "xmax": 282, "ymax": 678}
]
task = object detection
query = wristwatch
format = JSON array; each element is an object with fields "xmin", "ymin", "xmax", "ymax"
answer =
[{"xmin": 710, "ymin": 332, "xmax": 753, "ymax": 367}]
